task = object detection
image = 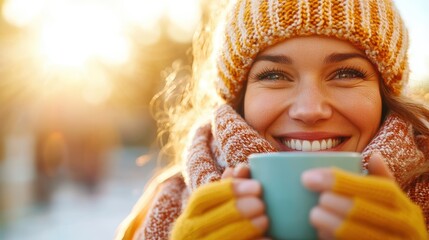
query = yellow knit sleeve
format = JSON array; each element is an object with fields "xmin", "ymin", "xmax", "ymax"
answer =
[
  {"xmin": 171, "ymin": 179, "xmax": 262, "ymax": 240},
  {"xmin": 332, "ymin": 168, "xmax": 428, "ymax": 240}
]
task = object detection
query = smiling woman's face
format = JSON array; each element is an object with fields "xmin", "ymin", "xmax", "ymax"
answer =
[{"xmin": 243, "ymin": 36, "xmax": 382, "ymax": 152}]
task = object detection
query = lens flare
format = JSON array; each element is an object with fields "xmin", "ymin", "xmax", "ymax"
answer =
[
  {"xmin": 38, "ymin": 3, "xmax": 130, "ymax": 69},
  {"xmin": 2, "ymin": 0, "xmax": 45, "ymax": 27}
]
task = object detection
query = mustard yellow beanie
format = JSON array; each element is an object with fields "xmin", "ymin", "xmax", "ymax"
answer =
[{"xmin": 216, "ymin": 0, "xmax": 409, "ymax": 104}]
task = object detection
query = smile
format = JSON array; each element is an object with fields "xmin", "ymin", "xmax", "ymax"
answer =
[{"xmin": 281, "ymin": 138, "xmax": 343, "ymax": 151}]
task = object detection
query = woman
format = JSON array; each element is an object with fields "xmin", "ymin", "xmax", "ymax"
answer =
[{"xmin": 116, "ymin": 0, "xmax": 429, "ymax": 239}]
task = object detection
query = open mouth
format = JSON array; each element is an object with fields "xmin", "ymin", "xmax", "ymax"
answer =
[{"xmin": 280, "ymin": 137, "xmax": 345, "ymax": 151}]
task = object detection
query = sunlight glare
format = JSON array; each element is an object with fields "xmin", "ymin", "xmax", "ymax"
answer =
[
  {"xmin": 395, "ymin": 0, "xmax": 429, "ymax": 86},
  {"xmin": 97, "ymin": 35, "xmax": 130, "ymax": 66},
  {"xmin": 166, "ymin": 0, "xmax": 201, "ymax": 43},
  {"xmin": 40, "ymin": 22, "xmax": 91, "ymax": 68},
  {"xmin": 407, "ymin": 23, "xmax": 429, "ymax": 86},
  {"xmin": 122, "ymin": 0, "xmax": 165, "ymax": 31},
  {"xmin": 39, "ymin": 2, "xmax": 130, "ymax": 68},
  {"xmin": 2, "ymin": 0, "xmax": 46, "ymax": 27},
  {"xmin": 81, "ymin": 71, "xmax": 112, "ymax": 105}
]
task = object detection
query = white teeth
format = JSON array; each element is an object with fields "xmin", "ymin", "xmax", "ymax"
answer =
[
  {"xmin": 327, "ymin": 139, "xmax": 332, "ymax": 149},
  {"xmin": 296, "ymin": 140, "xmax": 302, "ymax": 150},
  {"xmin": 321, "ymin": 140, "xmax": 327, "ymax": 150},
  {"xmin": 302, "ymin": 140, "xmax": 311, "ymax": 151},
  {"xmin": 312, "ymin": 141, "xmax": 321, "ymax": 151},
  {"xmin": 282, "ymin": 138, "xmax": 342, "ymax": 151}
]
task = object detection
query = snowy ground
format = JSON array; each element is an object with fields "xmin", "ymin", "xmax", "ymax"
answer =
[{"xmin": 1, "ymin": 147, "xmax": 157, "ymax": 240}]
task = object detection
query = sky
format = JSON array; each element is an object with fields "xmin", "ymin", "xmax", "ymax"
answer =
[{"xmin": 395, "ymin": 0, "xmax": 429, "ymax": 87}]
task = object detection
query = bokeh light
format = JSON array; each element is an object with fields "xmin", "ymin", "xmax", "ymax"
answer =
[
  {"xmin": 122, "ymin": 0, "xmax": 165, "ymax": 31},
  {"xmin": 38, "ymin": 2, "xmax": 130, "ymax": 69},
  {"xmin": 166, "ymin": 0, "xmax": 202, "ymax": 43},
  {"xmin": 1, "ymin": 0, "xmax": 202, "ymax": 104},
  {"xmin": 38, "ymin": 15, "xmax": 130, "ymax": 68},
  {"xmin": 2, "ymin": 0, "xmax": 45, "ymax": 27},
  {"xmin": 395, "ymin": 0, "xmax": 429, "ymax": 88}
]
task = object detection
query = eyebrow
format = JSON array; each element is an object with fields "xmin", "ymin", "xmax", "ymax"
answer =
[
  {"xmin": 323, "ymin": 53, "xmax": 368, "ymax": 63},
  {"xmin": 253, "ymin": 52, "xmax": 368, "ymax": 65},
  {"xmin": 254, "ymin": 54, "xmax": 293, "ymax": 64}
]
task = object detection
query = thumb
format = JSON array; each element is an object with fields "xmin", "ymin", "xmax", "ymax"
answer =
[
  {"xmin": 222, "ymin": 167, "xmax": 234, "ymax": 179},
  {"xmin": 367, "ymin": 151, "xmax": 394, "ymax": 180}
]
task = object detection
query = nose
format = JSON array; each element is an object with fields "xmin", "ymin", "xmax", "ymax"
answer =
[{"xmin": 288, "ymin": 84, "xmax": 332, "ymax": 125}]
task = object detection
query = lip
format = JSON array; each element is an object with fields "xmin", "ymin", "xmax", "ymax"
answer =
[{"xmin": 275, "ymin": 132, "xmax": 350, "ymax": 152}]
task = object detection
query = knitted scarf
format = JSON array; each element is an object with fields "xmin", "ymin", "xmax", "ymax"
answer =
[{"xmin": 133, "ymin": 104, "xmax": 429, "ymax": 240}]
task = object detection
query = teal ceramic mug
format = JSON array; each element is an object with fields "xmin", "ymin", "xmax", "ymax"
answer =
[{"xmin": 249, "ymin": 152, "xmax": 362, "ymax": 240}]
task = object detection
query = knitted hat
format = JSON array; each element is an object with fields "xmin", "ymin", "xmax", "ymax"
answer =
[{"xmin": 216, "ymin": 0, "xmax": 409, "ymax": 104}]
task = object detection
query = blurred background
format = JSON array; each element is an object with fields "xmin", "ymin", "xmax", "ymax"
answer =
[{"xmin": 0, "ymin": 0, "xmax": 427, "ymax": 239}]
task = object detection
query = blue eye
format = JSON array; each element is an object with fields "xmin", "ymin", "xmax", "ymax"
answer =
[{"xmin": 333, "ymin": 68, "xmax": 367, "ymax": 79}]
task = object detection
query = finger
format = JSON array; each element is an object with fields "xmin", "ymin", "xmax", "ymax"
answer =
[
  {"xmin": 236, "ymin": 197, "xmax": 265, "ymax": 219},
  {"xmin": 233, "ymin": 164, "xmax": 251, "ymax": 178},
  {"xmin": 309, "ymin": 206, "xmax": 342, "ymax": 235},
  {"xmin": 319, "ymin": 192, "xmax": 353, "ymax": 218},
  {"xmin": 222, "ymin": 167, "xmax": 234, "ymax": 179},
  {"xmin": 233, "ymin": 179, "xmax": 262, "ymax": 197},
  {"xmin": 251, "ymin": 215, "xmax": 269, "ymax": 234},
  {"xmin": 301, "ymin": 168, "xmax": 335, "ymax": 192},
  {"xmin": 367, "ymin": 151, "xmax": 394, "ymax": 180}
]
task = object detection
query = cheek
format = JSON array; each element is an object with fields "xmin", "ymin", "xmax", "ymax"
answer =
[
  {"xmin": 342, "ymin": 89, "xmax": 383, "ymax": 149},
  {"xmin": 356, "ymin": 91, "xmax": 382, "ymax": 128},
  {"xmin": 243, "ymin": 88, "xmax": 282, "ymax": 134}
]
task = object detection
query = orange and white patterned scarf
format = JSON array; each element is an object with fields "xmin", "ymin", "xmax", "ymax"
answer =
[{"xmin": 131, "ymin": 104, "xmax": 429, "ymax": 240}]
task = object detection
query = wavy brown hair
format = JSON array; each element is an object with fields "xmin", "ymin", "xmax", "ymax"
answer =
[
  {"xmin": 381, "ymin": 84, "xmax": 429, "ymax": 135},
  {"xmin": 151, "ymin": 0, "xmax": 229, "ymax": 166}
]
